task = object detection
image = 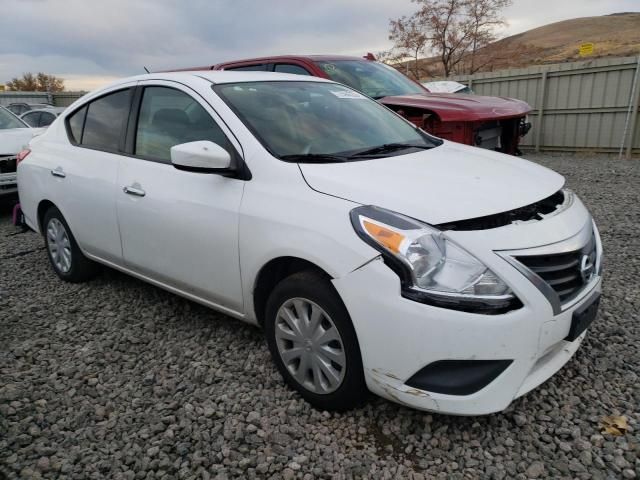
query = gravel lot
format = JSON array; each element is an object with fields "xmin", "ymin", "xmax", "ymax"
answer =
[{"xmin": 1, "ymin": 153, "xmax": 638, "ymax": 480}]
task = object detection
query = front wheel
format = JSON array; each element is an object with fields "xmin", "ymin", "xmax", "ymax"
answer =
[{"xmin": 265, "ymin": 270, "xmax": 367, "ymax": 411}]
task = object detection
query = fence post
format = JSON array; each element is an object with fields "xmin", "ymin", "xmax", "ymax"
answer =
[
  {"xmin": 625, "ymin": 57, "xmax": 640, "ymax": 159},
  {"xmin": 468, "ymin": 77, "xmax": 473, "ymax": 91},
  {"xmin": 535, "ymin": 71, "xmax": 548, "ymax": 153},
  {"xmin": 47, "ymin": 91, "xmax": 53, "ymax": 105}
]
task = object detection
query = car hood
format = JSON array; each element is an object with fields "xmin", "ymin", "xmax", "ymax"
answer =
[
  {"xmin": 380, "ymin": 93, "xmax": 531, "ymax": 122},
  {"xmin": 0, "ymin": 128, "xmax": 39, "ymax": 155},
  {"xmin": 299, "ymin": 142, "xmax": 564, "ymax": 225}
]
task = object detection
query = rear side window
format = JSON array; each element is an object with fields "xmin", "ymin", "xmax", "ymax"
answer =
[
  {"xmin": 40, "ymin": 112, "xmax": 56, "ymax": 127},
  {"xmin": 67, "ymin": 106, "xmax": 87, "ymax": 143},
  {"xmin": 81, "ymin": 89, "xmax": 132, "ymax": 151},
  {"xmin": 134, "ymin": 86, "xmax": 232, "ymax": 163},
  {"xmin": 274, "ymin": 64, "xmax": 310, "ymax": 76},
  {"xmin": 22, "ymin": 112, "xmax": 41, "ymax": 127},
  {"xmin": 225, "ymin": 64, "xmax": 267, "ymax": 71}
]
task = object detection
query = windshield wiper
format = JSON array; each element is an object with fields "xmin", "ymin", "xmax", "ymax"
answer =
[
  {"xmin": 348, "ymin": 143, "xmax": 433, "ymax": 157},
  {"xmin": 280, "ymin": 154, "xmax": 348, "ymax": 163}
]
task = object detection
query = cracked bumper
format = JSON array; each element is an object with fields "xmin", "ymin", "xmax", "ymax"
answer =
[{"xmin": 333, "ymin": 254, "xmax": 601, "ymax": 415}]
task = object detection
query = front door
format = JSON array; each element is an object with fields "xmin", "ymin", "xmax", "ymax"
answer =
[{"xmin": 116, "ymin": 82, "xmax": 245, "ymax": 312}]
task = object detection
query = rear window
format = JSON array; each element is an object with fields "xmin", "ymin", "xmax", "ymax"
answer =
[
  {"xmin": 224, "ymin": 64, "xmax": 268, "ymax": 72},
  {"xmin": 81, "ymin": 89, "xmax": 132, "ymax": 151},
  {"xmin": 274, "ymin": 64, "xmax": 311, "ymax": 76},
  {"xmin": 21, "ymin": 112, "xmax": 41, "ymax": 128}
]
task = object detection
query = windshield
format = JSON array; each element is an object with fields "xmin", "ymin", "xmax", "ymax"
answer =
[
  {"xmin": 314, "ymin": 60, "xmax": 425, "ymax": 99},
  {"xmin": 0, "ymin": 107, "xmax": 28, "ymax": 130},
  {"xmin": 214, "ymin": 81, "xmax": 439, "ymax": 160}
]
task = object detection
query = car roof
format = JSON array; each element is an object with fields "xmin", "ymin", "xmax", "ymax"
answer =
[
  {"xmin": 217, "ymin": 54, "xmax": 366, "ymax": 66},
  {"xmin": 100, "ymin": 71, "xmax": 336, "ymax": 91}
]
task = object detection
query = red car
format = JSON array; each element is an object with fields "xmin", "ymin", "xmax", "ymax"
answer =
[{"xmin": 172, "ymin": 54, "xmax": 532, "ymax": 155}]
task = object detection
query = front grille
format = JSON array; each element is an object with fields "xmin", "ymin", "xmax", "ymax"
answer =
[
  {"xmin": 516, "ymin": 234, "xmax": 597, "ymax": 303},
  {"xmin": 438, "ymin": 190, "xmax": 565, "ymax": 231},
  {"xmin": 0, "ymin": 155, "xmax": 17, "ymax": 175}
]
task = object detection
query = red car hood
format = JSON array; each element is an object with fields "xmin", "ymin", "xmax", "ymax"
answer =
[{"xmin": 380, "ymin": 93, "xmax": 532, "ymax": 122}]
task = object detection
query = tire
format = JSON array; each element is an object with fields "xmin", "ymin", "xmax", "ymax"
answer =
[
  {"xmin": 265, "ymin": 270, "xmax": 367, "ymax": 411},
  {"xmin": 42, "ymin": 206, "xmax": 99, "ymax": 282}
]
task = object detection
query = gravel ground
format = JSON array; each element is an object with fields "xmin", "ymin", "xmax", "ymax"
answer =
[{"xmin": 1, "ymin": 153, "xmax": 638, "ymax": 480}]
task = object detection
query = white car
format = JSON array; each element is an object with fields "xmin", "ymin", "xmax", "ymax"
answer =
[
  {"xmin": 423, "ymin": 80, "xmax": 473, "ymax": 94},
  {"xmin": 0, "ymin": 106, "xmax": 41, "ymax": 196},
  {"xmin": 21, "ymin": 107, "xmax": 67, "ymax": 129},
  {"xmin": 17, "ymin": 72, "xmax": 602, "ymax": 415}
]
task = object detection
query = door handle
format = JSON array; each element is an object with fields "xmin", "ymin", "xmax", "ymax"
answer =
[
  {"xmin": 123, "ymin": 185, "xmax": 146, "ymax": 197},
  {"xmin": 50, "ymin": 167, "xmax": 66, "ymax": 178}
]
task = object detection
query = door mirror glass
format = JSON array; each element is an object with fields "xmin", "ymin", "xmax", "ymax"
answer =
[{"xmin": 170, "ymin": 141, "xmax": 232, "ymax": 172}]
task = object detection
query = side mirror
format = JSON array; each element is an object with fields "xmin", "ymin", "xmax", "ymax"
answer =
[{"xmin": 170, "ymin": 141, "xmax": 233, "ymax": 173}]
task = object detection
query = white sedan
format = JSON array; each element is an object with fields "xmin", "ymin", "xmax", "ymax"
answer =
[
  {"xmin": 0, "ymin": 106, "xmax": 41, "ymax": 196},
  {"xmin": 17, "ymin": 71, "xmax": 602, "ymax": 414}
]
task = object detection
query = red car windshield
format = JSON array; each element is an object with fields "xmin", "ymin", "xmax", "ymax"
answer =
[{"xmin": 314, "ymin": 60, "xmax": 425, "ymax": 99}]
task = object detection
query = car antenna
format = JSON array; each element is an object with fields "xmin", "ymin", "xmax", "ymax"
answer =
[{"xmin": 143, "ymin": 66, "xmax": 150, "ymax": 73}]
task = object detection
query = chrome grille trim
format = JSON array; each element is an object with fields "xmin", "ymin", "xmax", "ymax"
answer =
[{"xmin": 498, "ymin": 220, "xmax": 602, "ymax": 315}]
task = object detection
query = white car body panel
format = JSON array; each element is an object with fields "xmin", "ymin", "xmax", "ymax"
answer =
[
  {"xmin": 0, "ymin": 127, "xmax": 38, "ymax": 154},
  {"xmin": 299, "ymin": 141, "xmax": 564, "ymax": 225},
  {"xmin": 0, "ymin": 126, "xmax": 41, "ymax": 195},
  {"xmin": 17, "ymin": 71, "xmax": 603, "ymax": 415},
  {"xmin": 423, "ymin": 81, "xmax": 470, "ymax": 94},
  {"xmin": 117, "ymin": 155, "xmax": 246, "ymax": 311}
]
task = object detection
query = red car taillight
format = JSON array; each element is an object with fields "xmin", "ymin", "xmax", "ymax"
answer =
[{"xmin": 16, "ymin": 148, "xmax": 31, "ymax": 165}]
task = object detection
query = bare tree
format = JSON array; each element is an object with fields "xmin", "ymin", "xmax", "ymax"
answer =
[
  {"xmin": 465, "ymin": 0, "xmax": 511, "ymax": 73},
  {"xmin": 376, "ymin": 49, "xmax": 407, "ymax": 66},
  {"xmin": 414, "ymin": 0, "xmax": 473, "ymax": 77},
  {"xmin": 390, "ymin": 0, "xmax": 512, "ymax": 77},
  {"xmin": 7, "ymin": 72, "xmax": 64, "ymax": 92},
  {"xmin": 388, "ymin": 14, "xmax": 429, "ymax": 79}
]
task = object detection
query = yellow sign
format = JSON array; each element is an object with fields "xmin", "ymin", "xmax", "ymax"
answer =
[{"xmin": 579, "ymin": 43, "xmax": 594, "ymax": 56}]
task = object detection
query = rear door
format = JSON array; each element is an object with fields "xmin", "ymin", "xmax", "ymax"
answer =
[
  {"xmin": 49, "ymin": 85, "xmax": 135, "ymax": 263},
  {"xmin": 116, "ymin": 81, "xmax": 246, "ymax": 313}
]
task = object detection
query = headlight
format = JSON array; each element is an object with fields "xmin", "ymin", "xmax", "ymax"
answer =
[{"xmin": 350, "ymin": 205, "xmax": 520, "ymax": 313}]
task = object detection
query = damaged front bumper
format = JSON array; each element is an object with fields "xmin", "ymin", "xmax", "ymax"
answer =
[{"xmin": 332, "ymin": 197, "xmax": 602, "ymax": 415}]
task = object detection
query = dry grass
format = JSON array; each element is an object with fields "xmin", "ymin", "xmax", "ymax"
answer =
[{"xmin": 405, "ymin": 12, "xmax": 640, "ymax": 79}]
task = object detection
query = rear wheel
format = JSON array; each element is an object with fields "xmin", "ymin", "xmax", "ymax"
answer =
[
  {"xmin": 43, "ymin": 206, "xmax": 99, "ymax": 282},
  {"xmin": 265, "ymin": 270, "xmax": 367, "ymax": 411}
]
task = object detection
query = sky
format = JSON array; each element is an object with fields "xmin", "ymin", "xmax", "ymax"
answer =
[{"xmin": 0, "ymin": 0, "xmax": 638, "ymax": 90}]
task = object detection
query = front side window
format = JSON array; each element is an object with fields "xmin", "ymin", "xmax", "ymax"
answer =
[
  {"xmin": 314, "ymin": 60, "xmax": 425, "ymax": 99},
  {"xmin": 82, "ymin": 89, "xmax": 132, "ymax": 151},
  {"xmin": 134, "ymin": 86, "xmax": 231, "ymax": 163},
  {"xmin": 0, "ymin": 107, "xmax": 28, "ymax": 129},
  {"xmin": 21, "ymin": 112, "xmax": 41, "ymax": 128},
  {"xmin": 274, "ymin": 64, "xmax": 311, "ymax": 76},
  {"xmin": 214, "ymin": 81, "xmax": 439, "ymax": 159}
]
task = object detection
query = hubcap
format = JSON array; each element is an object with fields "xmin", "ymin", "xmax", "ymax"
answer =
[
  {"xmin": 274, "ymin": 298, "xmax": 346, "ymax": 394},
  {"xmin": 46, "ymin": 218, "xmax": 72, "ymax": 273}
]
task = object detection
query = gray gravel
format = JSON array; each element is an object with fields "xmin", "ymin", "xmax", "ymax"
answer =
[{"xmin": 1, "ymin": 153, "xmax": 639, "ymax": 479}]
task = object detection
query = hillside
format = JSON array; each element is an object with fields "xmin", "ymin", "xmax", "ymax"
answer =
[{"xmin": 402, "ymin": 12, "xmax": 640, "ymax": 79}]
